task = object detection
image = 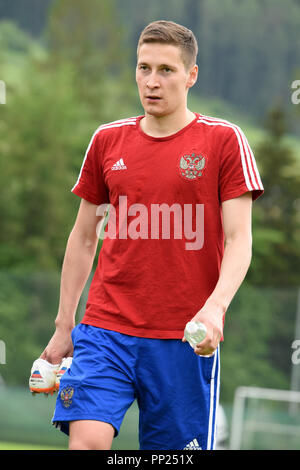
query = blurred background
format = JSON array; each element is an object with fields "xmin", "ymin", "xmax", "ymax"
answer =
[{"xmin": 0, "ymin": 0, "xmax": 299, "ymax": 450}]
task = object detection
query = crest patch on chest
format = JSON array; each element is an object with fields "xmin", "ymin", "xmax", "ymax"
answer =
[{"xmin": 178, "ymin": 153, "xmax": 206, "ymax": 180}]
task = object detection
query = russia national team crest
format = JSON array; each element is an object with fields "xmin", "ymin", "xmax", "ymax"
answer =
[
  {"xmin": 60, "ymin": 386, "xmax": 74, "ymax": 408},
  {"xmin": 178, "ymin": 152, "xmax": 206, "ymax": 181}
]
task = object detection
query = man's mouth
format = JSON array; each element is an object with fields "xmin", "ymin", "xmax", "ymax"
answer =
[{"xmin": 146, "ymin": 96, "xmax": 161, "ymax": 101}]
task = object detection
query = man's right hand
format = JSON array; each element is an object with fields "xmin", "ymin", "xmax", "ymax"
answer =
[
  {"xmin": 29, "ymin": 327, "xmax": 74, "ymax": 395},
  {"xmin": 40, "ymin": 326, "xmax": 74, "ymax": 365}
]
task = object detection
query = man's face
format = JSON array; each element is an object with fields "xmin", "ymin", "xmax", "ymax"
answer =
[{"xmin": 136, "ymin": 43, "xmax": 197, "ymax": 118}]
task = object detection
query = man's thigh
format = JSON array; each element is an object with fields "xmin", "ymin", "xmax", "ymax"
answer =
[
  {"xmin": 136, "ymin": 339, "xmax": 220, "ymax": 450},
  {"xmin": 69, "ymin": 420, "xmax": 115, "ymax": 450},
  {"xmin": 52, "ymin": 324, "xmax": 136, "ymax": 438}
]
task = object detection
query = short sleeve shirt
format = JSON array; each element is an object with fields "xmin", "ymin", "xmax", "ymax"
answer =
[{"xmin": 71, "ymin": 113, "xmax": 264, "ymax": 339}]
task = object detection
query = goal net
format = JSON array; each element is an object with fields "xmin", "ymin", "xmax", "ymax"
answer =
[{"xmin": 230, "ymin": 386, "xmax": 300, "ymax": 450}]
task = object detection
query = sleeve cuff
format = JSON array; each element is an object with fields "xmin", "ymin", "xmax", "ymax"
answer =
[
  {"xmin": 220, "ymin": 186, "xmax": 264, "ymax": 203},
  {"xmin": 71, "ymin": 186, "xmax": 102, "ymax": 206}
]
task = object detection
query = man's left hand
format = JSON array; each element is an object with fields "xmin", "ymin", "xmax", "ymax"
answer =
[{"xmin": 182, "ymin": 300, "xmax": 224, "ymax": 356}]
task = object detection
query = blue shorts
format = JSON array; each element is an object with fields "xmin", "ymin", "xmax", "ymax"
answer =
[{"xmin": 52, "ymin": 324, "xmax": 220, "ymax": 450}]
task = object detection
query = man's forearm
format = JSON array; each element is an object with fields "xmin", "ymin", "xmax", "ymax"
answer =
[
  {"xmin": 55, "ymin": 228, "xmax": 98, "ymax": 330},
  {"xmin": 205, "ymin": 233, "xmax": 252, "ymax": 314}
]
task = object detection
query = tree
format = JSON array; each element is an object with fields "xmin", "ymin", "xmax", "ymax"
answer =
[
  {"xmin": 45, "ymin": 0, "xmax": 134, "ymax": 121},
  {"xmin": 0, "ymin": 58, "xmax": 86, "ymax": 270},
  {"xmin": 249, "ymin": 106, "xmax": 300, "ymax": 286},
  {"xmin": 0, "ymin": 0, "xmax": 53, "ymax": 37}
]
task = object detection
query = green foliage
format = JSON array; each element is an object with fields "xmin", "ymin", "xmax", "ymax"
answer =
[
  {"xmin": 0, "ymin": 59, "xmax": 86, "ymax": 270},
  {"xmin": 0, "ymin": 20, "xmax": 37, "ymax": 53},
  {"xmin": 0, "ymin": 0, "xmax": 52, "ymax": 37},
  {"xmin": 221, "ymin": 283, "xmax": 298, "ymax": 402},
  {"xmin": 250, "ymin": 106, "xmax": 300, "ymax": 286},
  {"xmin": 0, "ymin": 3, "xmax": 137, "ymax": 271},
  {"xmin": 45, "ymin": 0, "xmax": 135, "ymax": 122},
  {"xmin": 0, "ymin": 272, "xmax": 61, "ymax": 385}
]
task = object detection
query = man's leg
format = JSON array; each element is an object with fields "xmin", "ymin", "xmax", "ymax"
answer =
[
  {"xmin": 136, "ymin": 339, "xmax": 220, "ymax": 450},
  {"xmin": 69, "ymin": 420, "xmax": 115, "ymax": 450},
  {"xmin": 52, "ymin": 325, "xmax": 136, "ymax": 446}
]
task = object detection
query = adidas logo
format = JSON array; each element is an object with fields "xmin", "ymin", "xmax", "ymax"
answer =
[
  {"xmin": 111, "ymin": 158, "xmax": 127, "ymax": 170},
  {"xmin": 183, "ymin": 438, "xmax": 202, "ymax": 450}
]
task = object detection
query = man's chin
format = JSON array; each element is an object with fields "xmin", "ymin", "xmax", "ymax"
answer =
[{"xmin": 144, "ymin": 107, "xmax": 169, "ymax": 118}]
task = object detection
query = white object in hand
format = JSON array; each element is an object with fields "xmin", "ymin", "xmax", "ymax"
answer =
[
  {"xmin": 184, "ymin": 321, "xmax": 207, "ymax": 349},
  {"xmin": 29, "ymin": 356, "xmax": 73, "ymax": 395},
  {"xmin": 29, "ymin": 358, "xmax": 60, "ymax": 395},
  {"xmin": 55, "ymin": 357, "xmax": 73, "ymax": 390}
]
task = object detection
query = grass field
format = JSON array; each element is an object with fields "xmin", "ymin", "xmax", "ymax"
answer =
[
  {"xmin": 0, "ymin": 441, "xmax": 67, "ymax": 450},
  {"xmin": 0, "ymin": 387, "xmax": 140, "ymax": 451}
]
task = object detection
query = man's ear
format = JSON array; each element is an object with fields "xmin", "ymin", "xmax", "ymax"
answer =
[{"xmin": 187, "ymin": 64, "xmax": 198, "ymax": 89}]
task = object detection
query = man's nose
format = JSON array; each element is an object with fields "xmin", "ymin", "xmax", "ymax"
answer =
[{"xmin": 146, "ymin": 72, "xmax": 160, "ymax": 88}]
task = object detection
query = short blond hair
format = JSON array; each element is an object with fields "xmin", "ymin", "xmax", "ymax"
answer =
[{"xmin": 137, "ymin": 20, "xmax": 198, "ymax": 70}]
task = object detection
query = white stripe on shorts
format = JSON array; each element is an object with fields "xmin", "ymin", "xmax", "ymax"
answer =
[{"xmin": 206, "ymin": 346, "xmax": 220, "ymax": 450}]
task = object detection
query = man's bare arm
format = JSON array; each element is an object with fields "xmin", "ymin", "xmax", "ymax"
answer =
[
  {"xmin": 41, "ymin": 199, "xmax": 104, "ymax": 364},
  {"xmin": 184, "ymin": 192, "xmax": 253, "ymax": 355}
]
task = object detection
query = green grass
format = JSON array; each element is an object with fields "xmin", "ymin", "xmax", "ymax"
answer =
[{"xmin": 0, "ymin": 441, "xmax": 67, "ymax": 450}]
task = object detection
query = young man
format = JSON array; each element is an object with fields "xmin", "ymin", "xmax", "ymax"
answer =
[{"xmin": 39, "ymin": 20, "xmax": 264, "ymax": 450}]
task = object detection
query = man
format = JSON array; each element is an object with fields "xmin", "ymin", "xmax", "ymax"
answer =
[{"xmin": 38, "ymin": 20, "xmax": 264, "ymax": 450}]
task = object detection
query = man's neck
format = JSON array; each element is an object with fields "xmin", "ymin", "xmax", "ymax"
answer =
[{"xmin": 140, "ymin": 109, "xmax": 196, "ymax": 138}]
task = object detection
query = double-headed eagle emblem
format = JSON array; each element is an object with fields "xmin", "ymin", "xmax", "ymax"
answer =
[
  {"xmin": 179, "ymin": 153, "xmax": 206, "ymax": 180},
  {"xmin": 60, "ymin": 386, "xmax": 74, "ymax": 408}
]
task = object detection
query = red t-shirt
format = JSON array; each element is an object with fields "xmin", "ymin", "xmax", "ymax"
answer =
[{"xmin": 72, "ymin": 113, "xmax": 264, "ymax": 339}]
